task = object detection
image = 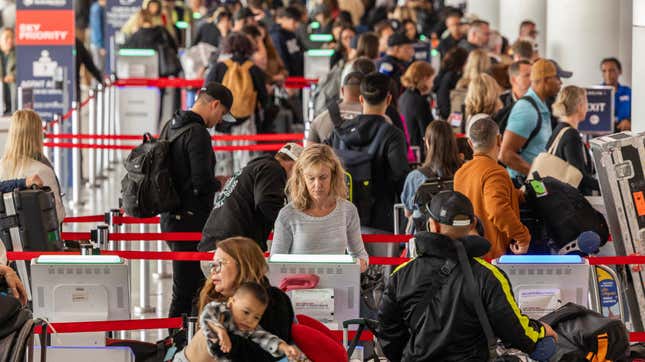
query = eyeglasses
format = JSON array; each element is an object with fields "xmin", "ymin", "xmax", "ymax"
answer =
[{"xmin": 209, "ymin": 258, "xmax": 233, "ymax": 273}]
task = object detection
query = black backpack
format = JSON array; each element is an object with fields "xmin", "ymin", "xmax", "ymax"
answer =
[
  {"xmin": 523, "ymin": 174, "xmax": 610, "ymax": 250},
  {"xmin": 412, "ymin": 167, "xmax": 454, "ymax": 232},
  {"xmin": 539, "ymin": 303, "xmax": 630, "ymax": 362},
  {"xmin": 493, "ymin": 95, "xmax": 543, "ymax": 152},
  {"xmin": 121, "ymin": 123, "xmax": 198, "ymax": 218},
  {"xmin": 329, "ymin": 118, "xmax": 389, "ymax": 226}
]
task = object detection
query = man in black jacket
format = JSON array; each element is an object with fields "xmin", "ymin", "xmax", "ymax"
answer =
[
  {"xmin": 162, "ymin": 82, "xmax": 236, "ymax": 319},
  {"xmin": 328, "ymin": 72, "xmax": 409, "ymax": 232},
  {"xmin": 199, "ymin": 143, "xmax": 303, "ymax": 252},
  {"xmin": 378, "ymin": 191, "xmax": 557, "ymax": 361}
]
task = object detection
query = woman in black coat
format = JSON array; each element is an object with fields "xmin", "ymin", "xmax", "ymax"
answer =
[
  {"xmin": 398, "ymin": 60, "xmax": 435, "ymax": 160},
  {"xmin": 432, "ymin": 46, "xmax": 468, "ymax": 120}
]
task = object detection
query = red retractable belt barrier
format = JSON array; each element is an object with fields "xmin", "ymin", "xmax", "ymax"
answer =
[
  {"xmin": 62, "ymin": 215, "xmax": 105, "ymax": 223},
  {"xmin": 45, "ymin": 133, "xmax": 305, "ymax": 142},
  {"xmin": 28, "ymin": 318, "xmax": 645, "ymax": 343},
  {"xmin": 44, "ymin": 142, "xmax": 292, "ymax": 152},
  {"xmin": 113, "ymin": 77, "xmax": 318, "ymax": 90},
  {"xmin": 59, "ymin": 231, "xmax": 412, "ymax": 243}
]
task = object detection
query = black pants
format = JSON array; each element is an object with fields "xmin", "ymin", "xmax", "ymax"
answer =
[
  {"xmin": 165, "ymin": 240, "xmax": 205, "ymax": 318},
  {"xmin": 161, "ymin": 213, "xmax": 207, "ymax": 318}
]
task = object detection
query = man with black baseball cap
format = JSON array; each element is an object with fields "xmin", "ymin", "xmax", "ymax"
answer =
[
  {"xmin": 161, "ymin": 81, "xmax": 236, "ymax": 320},
  {"xmin": 378, "ymin": 191, "xmax": 557, "ymax": 361},
  {"xmin": 376, "ymin": 32, "xmax": 416, "ymax": 99}
]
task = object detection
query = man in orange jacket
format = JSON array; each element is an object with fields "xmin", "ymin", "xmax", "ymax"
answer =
[{"xmin": 454, "ymin": 115, "xmax": 531, "ymax": 258}]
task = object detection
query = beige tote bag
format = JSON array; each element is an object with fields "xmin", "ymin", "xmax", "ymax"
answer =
[{"xmin": 527, "ymin": 126, "xmax": 583, "ymax": 187}]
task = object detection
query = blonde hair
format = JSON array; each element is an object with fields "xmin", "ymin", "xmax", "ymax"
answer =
[
  {"xmin": 465, "ymin": 73, "xmax": 501, "ymax": 118},
  {"xmin": 2, "ymin": 110, "xmax": 45, "ymax": 178},
  {"xmin": 553, "ymin": 85, "xmax": 587, "ymax": 118},
  {"xmin": 287, "ymin": 144, "xmax": 347, "ymax": 211},
  {"xmin": 401, "ymin": 61, "xmax": 435, "ymax": 94},
  {"xmin": 198, "ymin": 237, "xmax": 269, "ymax": 313},
  {"xmin": 456, "ymin": 48, "xmax": 491, "ymax": 89}
]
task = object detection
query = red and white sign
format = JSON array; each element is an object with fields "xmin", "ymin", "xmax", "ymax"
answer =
[{"xmin": 15, "ymin": 10, "xmax": 74, "ymax": 46}]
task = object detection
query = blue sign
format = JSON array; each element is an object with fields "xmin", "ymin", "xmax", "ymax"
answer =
[
  {"xmin": 105, "ymin": 0, "xmax": 143, "ymax": 74},
  {"xmin": 598, "ymin": 279, "xmax": 619, "ymax": 307},
  {"xmin": 579, "ymin": 86, "xmax": 614, "ymax": 134},
  {"xmin": 413, "ymin": 42, "xmax": 431, "ymax": 62}
]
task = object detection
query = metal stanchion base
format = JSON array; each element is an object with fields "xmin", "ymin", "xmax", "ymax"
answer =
[{"xmin": 133, "ymin": 306, "xmax": 156, "ymax": 315}]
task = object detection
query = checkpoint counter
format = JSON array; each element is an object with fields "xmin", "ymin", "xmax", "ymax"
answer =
[{"xmin": 268, "ymin": 254, "xmax": 360, "ymax": 330}]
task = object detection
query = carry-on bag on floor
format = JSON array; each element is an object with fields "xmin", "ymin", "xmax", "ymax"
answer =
[
  {"xmin": 539, "ymin": 302, "xmax": 630, "ymax": 362},
  {"xmin": 590, "ymin": 132, "xmax": 645, "ymax": 331}
]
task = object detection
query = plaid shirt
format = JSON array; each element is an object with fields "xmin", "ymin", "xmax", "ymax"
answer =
[{"xmin": 200, "ymin": 301, "xmax": 283, "ymax": 359}]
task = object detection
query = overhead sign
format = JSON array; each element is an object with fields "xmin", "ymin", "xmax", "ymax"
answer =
[
  {"xmin": 580, "ymin": 86, "xmax": 614, "ymax": 134},
  {"xmin": 16, "ymin": 0, "xmax": 74, "ymax": 121},
  {"xmin": 105, "ymin": 0, "xmax": 143, "ymax": 74}
]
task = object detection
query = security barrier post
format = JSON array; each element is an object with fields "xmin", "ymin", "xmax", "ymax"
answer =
[
  {"xmin": 87, "ymin": 88, "xmax": 97, "ymax": 187},
  {"xmin": 102, "ymin": 82, "xmax": 112, "ymax": 171},
  {"xmin": 53, "ymin": 116, "xmax": 63, "ymax": 183},
  {"xmin": 134, "ymin": 223, "xmax": 155, "ymax": 315},
  {"xmin": 70, "ymin": 101, "xmax": 83, "ymax": 207},
  {"xmin": 109, "ymin": 77, "xmax": 118, "ymax": 165},
  {"xmin": 107, "ymin": 209, "xmax": 121, "ymax": 251},
  {"xmin": 95, "ymin": 84, "xmax": 105, "ymax": 180},
  {"xmin": 154, "ymin": 222, "xmax": 171, "ymax": 279}
]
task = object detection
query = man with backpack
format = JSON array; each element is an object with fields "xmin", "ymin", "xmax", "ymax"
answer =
[
  {"xmin": 307, "ymin": 71, "xmax": 364, "ymax": 145},
  {"xmin": 499, "ymin": 59, "xmax": 565, "ymax": 182},
  {"xmin": 162, "ymin": 82, "xmax": 235, "ymax": 319},
  {"xmin": 328, "ymin": 72, "xmax": 409, "ymax": 232},
  {"xmin": 454, "ymin": 116, "xmax": 531, "ymax": 258},
  {"xmin": 378, "ymin": 190, "xmax": 557, "ymax": 361}
]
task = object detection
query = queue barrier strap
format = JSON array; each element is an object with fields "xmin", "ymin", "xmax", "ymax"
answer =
[
  {"xmin": 44, "ymin": 142, "xmax": 290, "ymax": 152},
  {"xmin": 59, "ymin": 231, "xmax": 412, "ymax": 243},
  {"xmin": 113, "ymin": 77, "xmax": 318, "ymax": 90},
  {"xmin": 62, "ymin": 215, "xmax": 105, "ymax": 223},
  {"xmin": 27, "ymin": 317, "xmax": 645, "ymax": 343},
  {"xmin": 45, "ymin": 133, "xmax": 305, "ymax": 142}
]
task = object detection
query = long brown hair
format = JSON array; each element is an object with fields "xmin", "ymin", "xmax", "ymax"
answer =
[
  {"xmin": 197, "ymin": 237, "xmax": 268, "ymax": 313},
  {"xmin": 421, "ymin": 121, "xmax": 463, "ymax": 177}
]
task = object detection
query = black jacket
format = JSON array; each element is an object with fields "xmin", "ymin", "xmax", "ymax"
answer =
[
  {"xmin": 433, "ymin": 69, "xmax": 461, "ymax": 120},
  {"xmin": 205, "ymin": 56, "xmax": 269, "ymax": 119},
  {"xmin": 269, "ymin": 24, "xmax": 303, "ymax": 76},
  {"xmin": 437, "ymin": 35, "xmax": 463, "ymax": 58},
  {"xmin": 123, "ymin": 26, "xmax": 177, "ymax": 52},
  {"xmin": 199, "ymin": 155, "xmax": 287, "ymax": 252},
  {"xmin": 161, "ymin": 110, "xmax": 219, "ymax": 231},
  {"xmin": 218, "ymin": 284, "xmax": 294, "ymax": 362},
  {"xmin": 378, "ymin": 232, "xmax": 545, "ymax": 361},
  {"xmin": 328, "ymin": 114, "xmax": 409, "ymax": 232},
  {"xmin": 193, "ymin": 22, "xmax": 222, "ymax": 47},
  {"xmin": 546, "ymin": 122, "xmax": 600, "ymax": 195},
  {"xmin": 398, "ymin": 88, "xmax": 433, "ymax": 152}
]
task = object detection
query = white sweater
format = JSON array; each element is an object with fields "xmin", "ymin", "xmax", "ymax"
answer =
[{"xmin": 0, "ymin": 158, "xmax": 66, "ymax": 222}]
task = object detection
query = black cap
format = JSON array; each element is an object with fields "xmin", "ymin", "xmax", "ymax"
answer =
[
  {"xmin": 549, "ymin": 59, "xmax": 573, "ymax": 79},
  {"xmin": 235, "ymin": 7, "xmax": 255, "ymax": 21},
  {"xmin": 427, "ymin": 191, "xmax": 475, "ymax": 227},
  {"xmin": 198, "ymin": 82, "xmax": 236, "ymax": 123},
  {"xmin": 387, "ymin": 32, "xmax": 415, "ymax": 47}
]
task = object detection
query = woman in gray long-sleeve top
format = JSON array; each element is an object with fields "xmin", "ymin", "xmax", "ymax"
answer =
[{"xmin": 270, "ymin": 144, "xmax": 369, "ymax": 272}]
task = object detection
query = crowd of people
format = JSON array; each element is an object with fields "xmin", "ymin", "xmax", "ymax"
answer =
[{"xmin": 0, "ymin": 0, "xmax": 635, "ymax": 361}]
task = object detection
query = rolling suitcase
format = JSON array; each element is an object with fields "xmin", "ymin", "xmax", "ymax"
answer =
[
  {"xmin": 589, "ymin": 131, "xmax": 645, "ymax": 331},
  {"xmin": 0, "ymin": 187, "xmax": 62, "ymax": 301}
]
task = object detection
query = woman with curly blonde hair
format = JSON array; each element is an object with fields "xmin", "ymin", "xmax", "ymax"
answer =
[
  {"xmin": 465, "ymin": 73, "xmax": 503, "ymax": 121},
  {"xmin": 270, "ymin": 144, "xmax": 368, "ymax": 271}
]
